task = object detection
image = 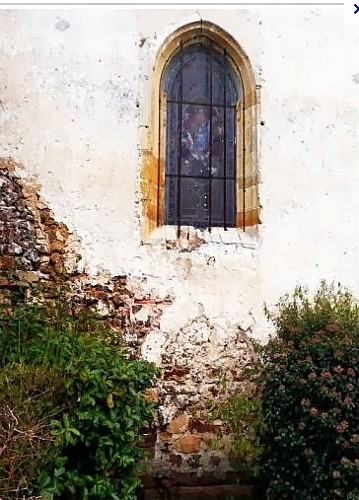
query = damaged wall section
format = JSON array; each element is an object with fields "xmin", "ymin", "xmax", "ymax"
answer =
[
  {"xmin": 153, "ymin": 315, "xmax": 258, "ymax": 488},
  {"xmin": 0, "ymin": 159, "xmax": 258, "ymax": 490},
  {"xmin": 0, "ymin": 159, "xmax": 171, "ymax": 357}
]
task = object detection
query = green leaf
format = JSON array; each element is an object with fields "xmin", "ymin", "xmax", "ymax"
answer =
[{"xmin": 107, "ymin": 393, "xmax": 115, "ymax": 409}]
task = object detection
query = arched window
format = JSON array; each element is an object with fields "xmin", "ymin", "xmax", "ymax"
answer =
[
  {"xmin": 140, "ymin": 22, "xmax": 259, "ymax": 241},
  {"xmin": 161, "ymin": 40, "xmax": 241, "ymax": 229}
]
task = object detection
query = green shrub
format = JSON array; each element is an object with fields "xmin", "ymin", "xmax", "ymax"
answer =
[
  {"xmin": 0, "ymin": 280, "xmax": 158, "ymax": 500},
  {"xmin": 208, "ymin": 393, "xmax": 265, "ymax": 478},
  {"xmin": 261, "ymin": 283, "xmax": 359, "ymax": 499},
  {"xmin": 0, "ymin": 364, "xmax": 67, "ymax": 499}
]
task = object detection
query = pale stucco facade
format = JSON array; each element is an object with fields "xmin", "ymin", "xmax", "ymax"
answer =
[{"xmin": 1, "ymin": 7, "xmax": 358, "ymax": 485}]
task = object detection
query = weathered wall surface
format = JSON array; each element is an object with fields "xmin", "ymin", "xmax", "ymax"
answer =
[
  {"xmin": 0, "ymin": 160, "xmax": 256, "ymax": 488},
  {"xmin": 1, "ymin": 7, "xmax": 358, "ymax": 486}
]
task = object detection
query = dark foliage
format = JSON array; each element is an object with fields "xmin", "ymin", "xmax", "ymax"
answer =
[{"xmin": 0, "ymin": 279, "xmax": 158, "ymax": 499}]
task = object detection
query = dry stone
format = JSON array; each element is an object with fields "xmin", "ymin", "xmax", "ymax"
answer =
[
  {"xmin": 167, "ymin": 414, "xmax": 190, "ymax": 434},
  {"xmin": 174, "ymin": 435, "xmax": 201, "ymax": 454},
  {"xmin": 0, "ymin": 158, "xmax": 257, "ymax": 489}
]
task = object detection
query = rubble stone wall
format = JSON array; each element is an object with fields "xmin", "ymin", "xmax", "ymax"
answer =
[
  {"xmin": 1, "ymin": 7, "xmax": 358, "ymax": 491},
  {"xmin": 0, "ymin": 161, "xmax": 257, "ymax": 487}
]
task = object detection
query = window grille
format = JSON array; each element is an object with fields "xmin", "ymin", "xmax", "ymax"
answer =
[{"xmin": 161, "ymin": 36, "xmax": 243, "ymax": 231}]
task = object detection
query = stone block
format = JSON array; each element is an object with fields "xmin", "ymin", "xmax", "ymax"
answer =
[
  {"xmin": 174, "ymin": 434, "xmax": 201, "ymax": 454},
  {"xmin": 167, "ymin": 414, "xmax": 189, "ymax": 434}
]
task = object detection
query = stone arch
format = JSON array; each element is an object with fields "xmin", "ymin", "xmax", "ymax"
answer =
[{"xmin": 141, "ymin": 20, "xmax": 260, "ymax": 241}]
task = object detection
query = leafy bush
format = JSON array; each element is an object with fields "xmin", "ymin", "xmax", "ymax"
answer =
[
  {"xmin": 261, "ymin": 283, "xmax": 359, "ymax": 499},
  {"xmin": 0, "ymin": 364, "xmax": 66, "ymax": 499},
  {"xmin": 0, "ymin": 280, "xmax": 158, "ymax": 500}
]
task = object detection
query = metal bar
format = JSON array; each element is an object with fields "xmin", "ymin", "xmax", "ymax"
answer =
[
  {"xmin": 208, "ymin": 42, "xmax": 213, "ymax": 232},
  {"xmin": 223, "ymin": 48, "xmax": 227, "ymax": 230},
  {"xmin": 166, "ymin": 173, "xmax": 236, "ymax": 181},
  {"xmin": 242, "ymin": 98, "xmax": 246, "ymax": 231},
  {"xmin": 176, "ymin": 41, "xmax": 184, "ymax": 236},
  {"xmin": 174, "ymin": 220, "xmax": 229, "ymax": 228},
  {"xmin": 157, "ymin": 91, "xmax": 162, "ymax": 226},
  {"xmin": 233, "ymin": 100, "xmax": 237, "ymax": 227},
  {"xmin": 167, "ymin": 99, "xmax": 235, "ymax": 110}
]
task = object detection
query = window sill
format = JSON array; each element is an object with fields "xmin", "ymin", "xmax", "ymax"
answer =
[{"xmin": 144, "ymin": 224, "xmax": 258, "ymax": 252}]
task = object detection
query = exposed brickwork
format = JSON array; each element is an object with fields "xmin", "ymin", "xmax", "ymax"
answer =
[
  {"xmin": 0, "ymin": 159, "xmax": 258, "ymax": 493},
  {"xmin": 140, "ymin": 312, "xmax": 259, "ymax": 490},
  {"xmin": 0, "ymin": 159, "xmax": 168, "ymax": 356},
  {"xmin": 69, "ymin": 273, "xmax": 172, "ymax": 357},
  {"xmin": 0, "ymin": 160, "xmax": 43, "ymax": 270},
  {"xmin": 0, "ymin": 158, "xmax": 80, "ymax": 282}
]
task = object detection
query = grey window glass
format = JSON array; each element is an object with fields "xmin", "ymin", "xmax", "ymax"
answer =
[{"xmin": 162, "ymin": 41, "xmax": 242, "ymax": 229}]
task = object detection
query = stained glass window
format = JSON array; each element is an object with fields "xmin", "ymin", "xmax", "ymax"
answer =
[{"xmin": 161, "ymin": 39, "xmax": 243, "ymax": 229}]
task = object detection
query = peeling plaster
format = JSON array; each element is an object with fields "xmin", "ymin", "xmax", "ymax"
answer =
[{"xmin": 0, "ymin": 7, "xmax": 359, "ymax": 487}]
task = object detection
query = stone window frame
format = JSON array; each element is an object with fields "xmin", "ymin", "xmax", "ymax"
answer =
[{"xmin": 140, "ymin": 21, "xmax": 260, "ymax": 245}]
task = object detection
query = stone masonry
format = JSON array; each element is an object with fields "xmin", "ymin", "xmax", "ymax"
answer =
[{"xmin": 0, "ymin": 159, "xmax": 258, "ymax": 492}]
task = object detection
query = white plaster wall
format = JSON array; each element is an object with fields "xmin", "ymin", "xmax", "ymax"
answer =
[
  {"xmin": 259, "ymin": 7, "xmax": 359, "ymax": 307},
  {"xmin": 0, "ymin": 8, "xmax": 358, "ymax": 344}
]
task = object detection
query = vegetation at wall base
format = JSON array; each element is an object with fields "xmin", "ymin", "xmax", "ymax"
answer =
[
  {"xmin": 261, "ymin": 283, "xmax": 359, "ymax": 499},
  {"xmin": 210, "ymin": 282, "xmax": 359, "ymax": 499},
  {"xmin": 206, "ymin": 388, "xmax": 265, "ymax": 480},
  {"xmin": 0, "ymin": 275, "xmax": 158, "ymax": 500}
]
